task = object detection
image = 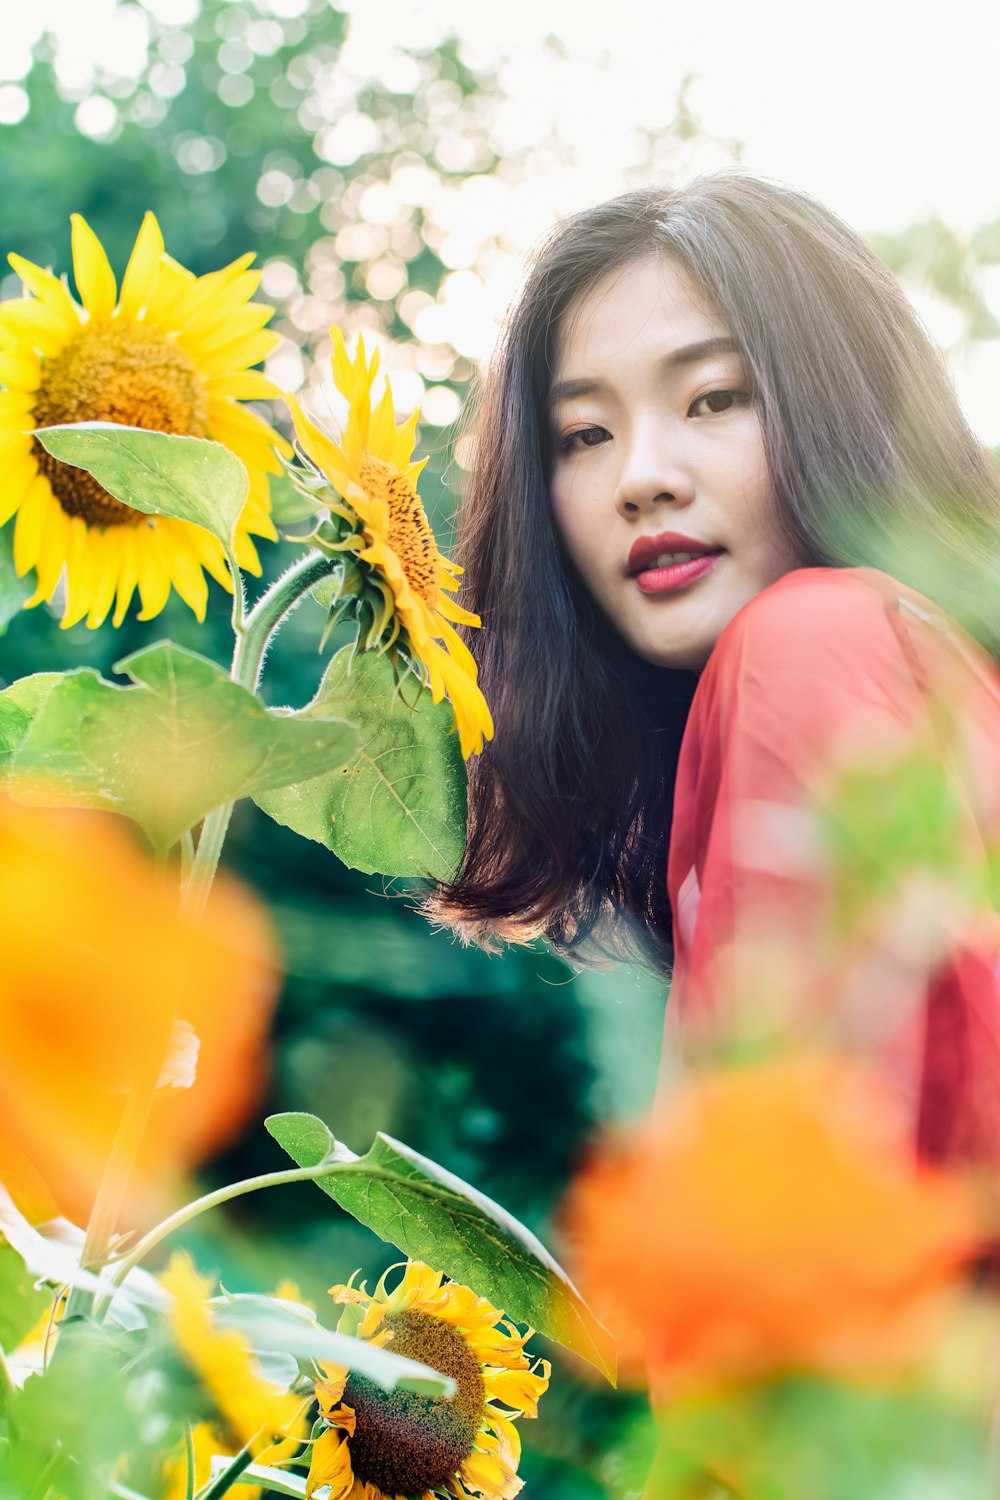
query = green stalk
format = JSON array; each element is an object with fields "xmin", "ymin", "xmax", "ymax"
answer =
[
  {"xmin": 0, "ymin": 1347, "xmax": 15, "ymax": 1419},
  {"xmin": 184, "ymin": 1421, "xmax": 197, "ymax": 1500},
  {"xmin": 101, "ymin": 1159, "xmax": 351, "ymax": 1306},
  {"xmin": 196, "ymin": 1445, "xmax": 254, "ymax": 1500},
  {"xmin": 25, "ymin": 1444, "xmax": 66, "ymax": 1500},
  {"xmin": 62, "ymin": 1012, "xmax": 173, "ymax": 1325},
  {"xmin": 182, "ymin": 550, "xmax": 339, "ymax": 917}
]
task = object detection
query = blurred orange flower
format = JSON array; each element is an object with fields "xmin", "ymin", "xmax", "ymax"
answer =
[
  {"xmin": 563, "ymin": 1060, "xmax": 980, "ymax": 1391},
  {"xmin": 0, "ymin": 796, "xmax": 278, "ymax": 1224}
]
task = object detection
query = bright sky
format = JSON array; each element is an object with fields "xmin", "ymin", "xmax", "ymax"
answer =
[{"xmin": 5, "ymin": 0, "xmax": 1000, "ymax": 439}]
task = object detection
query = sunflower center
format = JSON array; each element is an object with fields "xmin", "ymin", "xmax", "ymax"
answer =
[
  {"xmin": 32, "ymin": 321, "xmax": 209, "ymax": 528},
  {"xmin": 359, "ymin": 453, "xmax": 439, "ymax": 609},
  {"xmin": 343, "ymin": 1308, "xmax": 485, "ymax": 1497}
]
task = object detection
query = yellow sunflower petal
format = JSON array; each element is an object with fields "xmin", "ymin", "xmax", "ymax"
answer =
[
  {"xmin": 434, "ymin": 615, "xmax": 481, "ymax": 677},
  {"xmin": 436, "ymin": 592, "xmax": 482, "ymax": 628},
  {"xmin": 306, "ymin": 1428, "xmax": 355, "ymax": 1500},
  {"xmin": 385, "ymin": 403, "xmax": 419, "ymax": 472},
  {"xmin": 0, "ymin": 386, "xmax": 37, "ymax": 415},
  {"xmin": 143, "ymin": 252, "xmax": 197, "ymax": 327},
  {"xmin": 70, "ymin": 214, "xmax": 117, "ymax": 320},
  {"xmin": 177, "ymin": 293, "xmax": 273, "ymax": 362},
  {"xmin": 318, "ymin": 1400, "xmax": 357, "ymax": 1436},
  {"xmin": 459, "ymin": 1446, "xmax": 522, "ymax": 1500},
  {"xmin": 232, "ymin": 528, "xmax": 261, "ymax": 576},
  {"xmin": 60, "ymin": 519, "xmax": 101, "ymax": 629},
  {"xmin": 184, "ymin": 523, "xmax": 234, "ymax": 589},
  {"xmin": 314, "ymin": 1362, "xmax": 348, "ymax": 1416},
  {"xmin": 199, "ymin": 328, "xmax": 281, "ymax": 378},
  {"xmin": 207, "ymin": 398, "xmax": 287, "ymax": 470},
  {"xmin": 118, "ymin": 211, "xmax": 165, "ymax": 321},
  {"xmin": 207, "ymin": 370, "xmax": 282, "ymax": 401},
  {"xmin": 484, "ymin": 1409, "xmax": 522, "ymax": 1467},
  {"xmin": 484, "ymin": 1361, "xmax": 550, "ymax": 1419},
  {"xmin": 413, "ymin": 640, "xmax": 494, "ymax": 759},
  {"xmin": 0, "ymin": 451, "xmax": 40, "ymax": 527},
  {"xmin": 163, "ymin": 527, "xmax": 210, "ymax": 621},
  {"xmin": 368, "ymin": 386, "xmax": 402, "ymax": 464},
  {"xmin": 135, "ymin": 524, "xmax": 173, "ymax": 620},
  {"xmin": 285, "ymin": 393, "xmax": 356, "ymax": 497},
  {"xmin": 7, "ymin": 254, "xmax": 81, "ymax": 333},
  {"xmin": 169, "ymin": 253, "xmax": 257, "ymax": 326},
  {"xmin": 111, "ymin": 527, "xmax": 142, "ymax": 627},
  {"xmin": 174, "ymin": 275, "xmax": 266, "ymax": 350},
  {"xmin": 0, "ymin": 427, "xmax": 35, "ymax": 459},
  {"xmin": 0, "ymin": 299, "xmax": 73, "ymax": 356},
  {"xmin": 466, "ymin": 1318, "xmax": 531, "ymax": 1369},
  {"xmin": 12, "ymin": 474, "xmax": 52, "ymax": 575},
  {"xmin": 84, "ymin": 528, "xmax": 124, "ymax": 629},
  {"xmin": 0, "ymin": 345, "xmax": 42, "ymax": 390},
  {"xmin": 26, "ymin": 503, "xmax": 70, "ymax": 606},
  {"xmin": 389, "ymin": 1261, "xmax": 446, "ymax": 1313}
]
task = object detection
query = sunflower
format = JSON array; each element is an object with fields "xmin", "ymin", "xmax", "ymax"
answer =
[
  {"xmin": 0, "ymin": 212, "xmax": 287, "ymax": 628},
  {"xmin": 284, "ymin": 330, "xmax": 493, "ymax": 758},
  {"xmin": 161, "ymin": 1254, "xmax": 308, "ymax": 1461},
  {"xmin": 305, "ymin": 1261, "xmax": 550, "ymax": 1500}
]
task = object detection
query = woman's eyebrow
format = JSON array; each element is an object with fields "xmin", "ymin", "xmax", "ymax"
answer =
[{"xmin": 549, "ymin": 336, "xmax": 741, "ymax": 407}]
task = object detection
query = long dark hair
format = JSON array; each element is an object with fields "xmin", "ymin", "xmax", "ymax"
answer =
[{"xmin": 430, "ymin": 173, "xmax": 1000, "ymax": 972}]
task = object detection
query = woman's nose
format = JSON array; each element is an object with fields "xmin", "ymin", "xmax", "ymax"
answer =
[{"xmin": 614, "ymin": 422, "xmax": 695, "ymax": 516}]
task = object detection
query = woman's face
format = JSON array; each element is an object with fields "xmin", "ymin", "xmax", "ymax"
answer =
[{"xmin": 548, "ymin": 255, "xmax": 804, "ymax": 671}]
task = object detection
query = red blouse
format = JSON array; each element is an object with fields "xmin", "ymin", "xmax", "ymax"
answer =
[{"xmin": 667, "ymin": 567, "xmax": 1000, "ymax": 1165}]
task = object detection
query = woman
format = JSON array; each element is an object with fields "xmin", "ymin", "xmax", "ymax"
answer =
[{"xmin": 432, "ymin": 174, "xmax": 1000, "ymax": 1166}]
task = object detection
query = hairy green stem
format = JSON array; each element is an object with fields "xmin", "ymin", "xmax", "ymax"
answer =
[
  {"xmin": 225, "ymin": 544, "xmax": 247, "ymax": 637},
  {"xmin": 182, "ymin": 550, "xmax": 339, "ymax": 917},
  {"xmin": 102, "ymin": 1160, "xmax": 348, "ymax": 1301}
]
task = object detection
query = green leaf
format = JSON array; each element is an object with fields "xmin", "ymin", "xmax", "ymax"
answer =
[
  {"xmin": 212, "ymin": 1296, "xmax": 456, "ymax": 1397},
  {"xmin": 0, "ymin": 673, "xmax": 61, "ymax": 780},
  {"xmin": 0, "ymin": 1189, "xmax": 155, "ymax": 1312},
  {"xmin": 208, "ymin": 1460, "xmax": 307, "ymax": 1497},
  {"xmin": 9, "ymin": 642, "xmax": 359, "ymax": 852},
  {"xmin": 266, "ymin": 1113, "xmax": 616, "ymax": 1384},
  {"xmin": 0, "ymin": 1244, "xmax": 49, "ymax": 1354},
  {"xmin": 254, "ymin": 646, "xmax": 467, "ymax": 880},
  {"xmin": 33, "ymin": 424, "xmax": 249, "ymax": 551},
  {"xmin": 0, "ymin": 523, "xmax": 32, "ymax": 634},
  {"xmin": 7, "ymin": 1324, "xmax": 139, "ymax": 1500},
  {"xmin": 261, "ymin": 1112, "xmax": 335, "ymax": 1167}
]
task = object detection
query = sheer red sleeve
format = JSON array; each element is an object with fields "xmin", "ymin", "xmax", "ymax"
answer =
[{"xmin": 666, "ymin": 567, "xmax": 1000, "ymax": 1165}]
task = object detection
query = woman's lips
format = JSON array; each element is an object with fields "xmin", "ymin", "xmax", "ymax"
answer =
[{"xmin": 633, "ymin": 551, "xmax": 723, "ymax": 594}]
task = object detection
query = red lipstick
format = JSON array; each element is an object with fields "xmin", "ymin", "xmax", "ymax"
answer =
[{"xmin": 627, "ymin": 532, "xmax": 723, "ymax": 596}]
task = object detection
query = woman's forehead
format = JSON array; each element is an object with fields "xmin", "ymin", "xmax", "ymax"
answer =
[{"xmin": 551, "ymin": 256, "xmax": 735, "ymax": 387}]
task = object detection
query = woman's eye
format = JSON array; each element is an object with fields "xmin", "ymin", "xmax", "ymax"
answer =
[
  {"xmin": 559, "ymin": 425, "xmax": 610, "ymax": 453},
  {"xmin": 689, "ymin": 389, "xmax": 747, "ymax": 416}
]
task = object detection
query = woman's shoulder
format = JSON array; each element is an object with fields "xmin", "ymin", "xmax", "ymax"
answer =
[
  {"xmin": 715, "ymin": 566, "xmax": 906, "ymax": 663},
  {"xmin": 699, "ymin": 565, "xmax": 999, "ymax": 740}
]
